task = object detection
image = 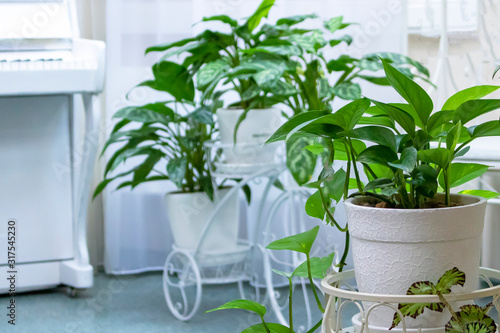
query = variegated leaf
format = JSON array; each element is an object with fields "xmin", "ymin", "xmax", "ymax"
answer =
[
  {"xmin": 436, "ymin": 267, "xmax": 466, "ymax": 293},
  {"xmin": 445, "ymin": 304, "xmax": 497, "ymax": 333}
]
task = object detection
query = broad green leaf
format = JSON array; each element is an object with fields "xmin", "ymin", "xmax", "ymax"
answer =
[
  {"xmin": 149, "ymin": 61, "xmax": 195, "ymax": 101},
  {"xmin": 453, "ymin": 100, "xmax": 500, "ymax": 125},
  {"xmin": 107, "ymin": 146, "xmax": 158, "ymax": 174},
  {"xmin": 333, "ymin": 98, "xmax": 371, "ymax": 130},
  {"xmin": 201, "ymin": 15, "xmax": 238, "ymax": 27},
  {"xmin": 388, "ymin": 147, "xmax": 417, "ymax": 173},
  {"xmin": 166, "ymin": 157, "xmax": 187, "ymax": 188},
  {"xmin": 358, "ymin": 115, "xmax": 396, "ymax": 129},
  {"xmin": 132, "ymin": 150, "xmax": 163, "ymax": 186},
  {"xmin": 367, "ymin": 52, "xmax": 430, "ymax": 77},
  {"xmin": 346, "ymin": 126, "xmax": 397, "ymax": 151},
  {"xmin": 459, "ymin": 190, "xmax": 500, "ymax": 199},
  {"xmin": 411, "ymin": 165, "xmax": 438, "ymax": 198},
  {"xmin": 293, "ymin": 252, "xmax": 335, "ymax": 279},
  {"xmin": 246, "ymin": 0, "xmax": 276, "ymax": 32},
  {"xmin": 427, "ymin": 111, "xmax": 454, "ymax": 132},
  {"xmin": 381, "ymin": 59, "xmax": 433, "ymax": 126},
  {"xmin": 245, "ymin": 43, "xmax": 302, "ymax": 57},
  {"xmin": 207, "ymin": 300, "xmax": 266, "ymax": 317},
  {"xmin": 436, "ymin": 267, "xmax": 466, "ymax": 293},
  {"xmin": 277, "ymin": 14, "xmax": 318, "ymax": 26},
  {"xmin": 446, "ymin": 121, "xmax": 462, "ymax": 152},
  {"xmin": 113, "ymin": 104, "xmax": 174, "ymax": 124},
  {"xmin": 324, "ymin": 16, "xmax": 348, "ymax": 33},
  {"xmin": 438, "ymin": 163, "xmax": 490, "ymax": 189},
  {"xmin": 368, "ymin": 164, "xmax": 395, "ymax": 180},
  {"xmin": 267, "ymin": 111, "xmax": 329, "ymax": 143},
  {"xmin": 418, "ymin": 148, "xmax": 452, "ymax": 169},
  {"xmin": 372, "ymin": 100, "xmax": 416, "ymax": 138},
  {"xmin": 443, "ymin": 85, "xmax": 500, "ymax": 111},
  {"xmin": 329, "ymin": 34, "xmax": 353, "ymax": 47},
  {"xmin": 415, "ymin": 130, "xmax": 434, "ymax": 150},
  {"xmin": 305, "ymin": 190, "xmax": 325, "ymax": 220},
  {"xmin": 197, "ymin": 60, "xmax": 228, "ymax": 89},
  {"xmin": 358, "ymin": 75, "xmax": 390, "ymax": 86},
  {"xmin": 287, "ymin": 136, "xmax": 317, "ymax": 186},
  {"xmin": 305, "ymin": 143, "xmax": 325, "ymax": 155},
  {"xmin": 270, "ymin": 80, "xmax": 299, "ymax": 97},
  {"xmin": 357, "ymin": 145, "xmax": 398, "ymax": 168},
  {"xmin": 332, "ymin": 82, "xmax": 362, "ymax": 100},
  {"xmin": 364, "ymin": 178, "xmax": 394, "ymax": 192},
  {"xmin": 187, "ymin": 107, "xmax": 214, "ymax": 125},
  {"xmin": 327, "ymin": 55, "xmax": 356, "ymax": 72},
  {"xmin": 333, "ymin": 140, "xmax": 367, "ymax": 161},
  {"xmin": 242, "ymin": 323, "xmax": 291, "ymax": 333},
  {"xmin": 266, "ymin": 226, "xmax": 320, "ymax": 255},
  {"xmin": 323, "ymin": 168, "xmax": 348, "ymax": 203},
  {"xmin": 469, "ymin": 120, "xmax": 500, "ymax": 138},
  {"xmin": 445, "ymin": 304, "xmax": 497, "ymax": 333}
]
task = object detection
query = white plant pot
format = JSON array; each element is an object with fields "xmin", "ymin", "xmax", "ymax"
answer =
[
  {"xmin": 165, "ymin": 188, "xmax": 239, "ymax": 253},
  {"xmin": 345, "ymin": 194, "xmax": 487, "ymax": 330},
  {"xmin": 217, "ymin": 108, "xmax": 283, "ymax": 164}
]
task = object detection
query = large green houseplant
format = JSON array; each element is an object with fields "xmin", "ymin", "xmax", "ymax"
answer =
[{"xmin": 266, "ymin": 60, "xmax": 500, "ymax": 328}]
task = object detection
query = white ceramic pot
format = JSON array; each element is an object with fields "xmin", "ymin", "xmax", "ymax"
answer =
[
  {"xmin": 345, "ymin": 194, "xmax": 487, "ymax": 330},
  {"xmin": 217, "ymin": 108, "xmax": 283, "ymax": 164},
  {"xmin": 165, "ymin": 188, "xmax": 239, "ymax": 253}
]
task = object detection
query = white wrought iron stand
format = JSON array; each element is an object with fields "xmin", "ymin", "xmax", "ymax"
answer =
[{"xmin": 321, "ymin": 268, "xmax": 500, "ymax": 333}]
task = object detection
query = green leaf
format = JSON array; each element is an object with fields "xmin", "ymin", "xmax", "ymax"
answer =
[
  {"xmin": 381, "ymin": 59, "xmax": 433, "ymax": 126},
  {"xmin": 439, "ymin": 163, "xmax": 490, "ymax": 189},
  {"xmin": 333, "ymin": 98, "xmax": 372, "ymax": 130},
  {"xmin": 266, "ymin": 226, "xmax": 320, "ymax": 255},
  {"xmin": 332, "ymin": 82, "xmax": 362, "ymax": 100},
  {"xmin": 366, "ymin": 52, "xmax": 430, "ymax": 77},
  {"xmin": 470, "ymin": 120, "xmax": 500, "ymax": 138},
  {"xmin": 305, "ymin": 190, "xmax": 325, "ymax": 220},
  {"xmin": 187, "ymin": 107, "xmax": 214, "ymax": 125},
  {"xmin": 145, "ymin": 37, "xmax": 197, "ymax": 54},
  {"xmin": 446, "ymin": 121, "xmax": 462, "ymax": 152},
  {"xmin": 270, "ymin": 80, "xmax": 299, "ymax": 97},
  {"xmin": 358, "ymin": 75, "xmax": 390, "ymax": 86},
  {"xmin": 388, "ymin": 147, "xmax": 417, "ymax": 173},
  {"xmin": 453, "ymin": 100, "xmax": 500, "ymax": 125},
  {"xmin": 459, "ymin": 190, "xmax": 500, "ymax": 199},
  {"xmin": 242, "ymin": 323, "xmax": 291, "ymax": 333},
  {"xmin": 115, "ymin": 175, "xmax": 170, "ymax": 191},
  {"xmin": 305, "ymin": 143, "xmax": 325, "ymax": 155},
  {"xmin": 207, "ymin": 300, "xmax": 266, "ymax": 317},
  {"xmin": 418, "ymin": 148, "xmax": 452, "ymax": 169},
  {"xmin": 106, "ymin": 146, "xmax": 158, "ymax": 174},
  {"xmin": 435, "ymin": 267, "xmax": 466, "ymax": 293},
  {"xmin": 445, "ymin": 304, "xmax": 497, "ymax": 333},
  {"xmin": 287, "ymin": 136, "xmax": 317, "ymax": 186},
  {"xmin": 372, "ymin": 100, "xmax": 416, "ymax": 138},
  {"xmin": 443, "ymin": 85, "xmax": 500, "ymax": 111},
  {"xmin": 324, "ymin": 16, "xmax": 349, "ymax": 33},
  {"xmin": 358, "ymin": 115, "xmax": 396, "ymax": 129},
  {"xmin": 148, "ymin": 61, "xmax": 195, "ymax": 101},
  {"xmin": 246, "ymin": 0, "xmax": 276, "ymax": 32},
  {"xmin": 201, "ymin": 15, "xmax": 238, "ymax": 27},
  {"xmin": 346, "ymin": 126, "xmax": 397, "ymax": 151},
  {"xmin": 411, "ymin": 165, "xmax": 438, "ymax": 198},
  {"xmin": 166, "ymin": 157, "xmax": 187, "ymax": 188},
  {"xmin": 277, "ymin": 14, "xmax": 318, "ymax": 26},
  {"xmin": 197, "ymin": 60, "xmax": 229, "ymax": 89},
  {"xmin": 358, "ymin": 145, "xmax": 398, "ymax": 168},
  {"xmin": 267, "ymin": 111, "xmax": 329, "ymax": 143},
  {"xmin": 364, "ymin": 178, "xmax": 394, "ymax": 192},
  {"xmin": 113, "ymin": 104, "xmax": 174, "ymax": 124},
  {"xmin": 272, "ymin": 269, "xmax": 293, "ymax": 279},
  {"xmin": 427, "ymin": 111, "xmax": 453, "ymax": 133},
  {"xmin": 132, "ymin": 150, "xmax": 163, "ymax": 186},
  {"xmin": 293, "ymin": 252, "xmax": 335, "ymax": 279}
]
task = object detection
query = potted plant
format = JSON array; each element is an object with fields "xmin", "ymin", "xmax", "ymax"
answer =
[
  {"xmin": 267, "ymin": 59, "xmax": 500, "ymax": 329},
  {"xmin": 93, "ymin": 57, "xmax": 241, "ymax": 253}
]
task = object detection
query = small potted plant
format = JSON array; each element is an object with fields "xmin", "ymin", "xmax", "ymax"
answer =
[
  {"xmin": 267, "ymin": 59, "xmax": 500, "ymax": 328},
  {"xmin": 93, "ymin": 58, "xmax": 240, "ymax": 253}
]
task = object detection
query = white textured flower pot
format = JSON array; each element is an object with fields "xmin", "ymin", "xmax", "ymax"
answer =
[
  {"xmin": 217, "ymin": 108, "xmax": 283, "ymax": 164},
  {"xmin": 165, "ymin": 188, "xmax": 240, "ymax": 253},
  {"xmin": 345, "ymin": 194, "xmax": 487, "ymax": 330}
]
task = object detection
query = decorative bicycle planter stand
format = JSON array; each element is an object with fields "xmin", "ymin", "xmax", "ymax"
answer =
[
  {"xmin": 321, "ymin": 268, "xmax": 500, "ymax": 333},
  {"xmin": 163, "ymin": 141, "xmax": 286, "ymax": 321}
]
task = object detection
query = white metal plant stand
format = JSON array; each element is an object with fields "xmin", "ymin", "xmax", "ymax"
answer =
[
  {"xmin": 162, "ymin": 141, "xmax": 286, "ymax": 321},
  {"xmin": 321, "ymin": 268, "xmax": 500, "ymax": 333}
]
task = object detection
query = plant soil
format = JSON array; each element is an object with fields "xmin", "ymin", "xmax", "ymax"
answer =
[{"xmin": 358, "ymin": 200, "xmax": 462, "ymax": 209}]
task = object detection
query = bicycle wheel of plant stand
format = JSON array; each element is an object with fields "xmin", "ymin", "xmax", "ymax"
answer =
[{"xmin": 163, "ymin": 250, "xmax": 202, "ymax": 321}]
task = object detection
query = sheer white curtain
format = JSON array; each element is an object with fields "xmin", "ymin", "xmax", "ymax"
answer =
[{"xmin": 103, "ymin": 0, "xmax": 408, "ymax": 274}]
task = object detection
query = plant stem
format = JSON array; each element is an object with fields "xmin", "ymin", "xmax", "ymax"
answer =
[
  {"xmin": 288, "ymin": 278, "xmax": 294, "ymax": 333},
  {"xmin": 347, "ymin": 139, "xmax": 364, "ymax": 193},
  {"xmin": 444, "ymin": 169, "xmax": 451, "ymax": 206},
  {"xmin": 337, "ymin": 230, "xmax": 350, "ymax": 272},
  {"xmin": 307, "ymin": 254, "xmax": 325, "ymax": 313},
  {"xmin": 437, "ymin": 292, "xmax": 464, "ymax": 331},
  {"xmin": 260, "ymin": 316, "xmax": 271, "ymax": 333}
]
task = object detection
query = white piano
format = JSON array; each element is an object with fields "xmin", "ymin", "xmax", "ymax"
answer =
[{"xmin": 0, "ymin": 0, "xmax": 105, "ymax": 293}]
